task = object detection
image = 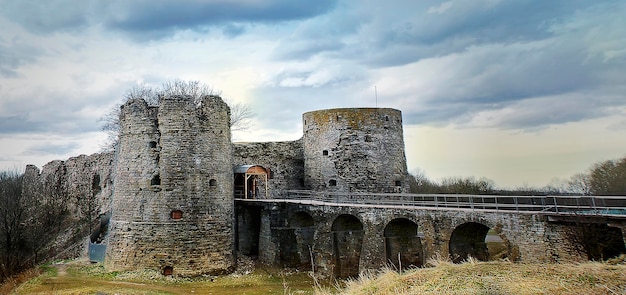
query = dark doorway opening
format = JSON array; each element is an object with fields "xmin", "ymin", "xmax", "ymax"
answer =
[
  {"xmin": 449, "ymin": 222, "xmax": 508, "ymax": 263},
  {"xmin": 280, "ymin": 212, "xmax": 315, "ymax": 269},
  {"xmin": 237, "ymin": 205, "xmax": 262, "ymax": 257},
  {"xmin": 331, "ymin": 214, "xmax": 364, "ymax": 279},
  {"xmin": 384, "ymin": 218, "xmax": 423, "ymax": 270}
]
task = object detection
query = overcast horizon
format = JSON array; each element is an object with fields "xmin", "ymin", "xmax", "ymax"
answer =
[{"xmin": 1, "ymin": 0, "xmax": 625, "ymax": 189}]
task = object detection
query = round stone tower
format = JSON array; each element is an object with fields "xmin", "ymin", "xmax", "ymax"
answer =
[
  {"xmin": 106, "ymin": 95, "xmax": 234, "ymax": 276},
  {"xmin": 302, "ymin": 108, "xmax": 409, "ymax": 193}
]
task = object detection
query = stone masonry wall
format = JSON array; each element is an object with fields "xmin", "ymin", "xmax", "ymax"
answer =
[
  {"xmin": 302, "ymin": 108, "xmax": 409, "ymax": 193},
  {"xmin": 106, "ymin": 96, "xmax": 234, "ymax": 276},
  {"xmin": 233, "ymin": 140, "xmax": 304, "ymax": 198}
]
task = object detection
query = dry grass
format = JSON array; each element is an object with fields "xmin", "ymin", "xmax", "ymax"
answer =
[
  {"xmin": 0, "ymin": 268, "xmax": 44, "ymax": 295},
  {"xmin": 8, "ymin": 257, "xmax": 626, "ymax": 294},
  {"xmin": 319, "ymin": 257, "xmax": 626, "ymax": 295}
]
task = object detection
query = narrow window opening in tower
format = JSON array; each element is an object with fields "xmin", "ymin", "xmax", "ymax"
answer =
[
  {"xmin": 323, "ymin": 150, "xmax": 329, "ymax": 156},
  {"xmin": 151, "ymin": 174, "xmax": 161, "ymax": 186},
  {"xmin": 209, "ymin": 179, "xmax": 217, "ymax": 187},
  {"xmin": 148, "ymin": 141, "xmax": 157, "ymax": 148},
  {"xmin": 163, "ymin": 266, "xmax": 173, "ymax": 276},
  {"xmin": 385, "ymin": 115, "xmax": 389, "ymax": 121},
  {"xmin": 329, "ymin": 179, "xmax": 337, "ymax": 186},
  {"xmin": 171, "ymin": 210, "xmax": 183, "ymax": 220},
  {"xmin": 395, "ymin": 180, "xmax": 402, "ymax": 187}
]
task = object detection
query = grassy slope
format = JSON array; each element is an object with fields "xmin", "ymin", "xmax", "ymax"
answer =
[
  {"xmin": 321, "ymin": 259, "xmax": 626, "ymax": 295},
  {"xmin": 6, "ymin": 259, "xmax": 626, "ymax": 295}
]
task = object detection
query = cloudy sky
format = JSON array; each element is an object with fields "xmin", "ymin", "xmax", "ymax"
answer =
[{"xmin": 1, "ymin": 0, "xmax": 625, "ymax": 188}]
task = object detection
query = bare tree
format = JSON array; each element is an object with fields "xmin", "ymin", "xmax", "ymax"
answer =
[
  {"xmin": 567, "ymin": 173, "xmax": 592, "ymax": 195},
  {"xmin": 0, "ymin": 167, "xmax": 76, "ymax": 282},
  {"xmin": 0, "ymin": 170, "xmax": 26, "ymax": 280},
  {"xmin": 229, "ymin": 102, "xmax": 254, "ymax": 132},
  {"xmin": 589, "ymin": 157, "xmax": 626, "ymax": 195},
  {"xmin": 408, "ymin": 169, "xmax": 438, "ymax": 193},
  {"xmin": 100, "ymin": 80, "xmax": 254, "ymax": 151}
]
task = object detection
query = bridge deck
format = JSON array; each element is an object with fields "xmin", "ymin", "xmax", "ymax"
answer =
[{"xmin": 236, "ymin": 191, "xmax": 626, "ymax": 219}]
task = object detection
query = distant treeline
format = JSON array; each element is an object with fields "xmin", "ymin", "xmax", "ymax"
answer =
[{"xmin": 409, "ymin": 156, "xmax": 626, "ymax": 196}]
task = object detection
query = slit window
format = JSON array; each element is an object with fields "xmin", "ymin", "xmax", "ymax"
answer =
[
  {"xmin": 151, "ymin": 174, "xmax": 161, "ymax": 185},
  {"xmin": 395, "ymin": 180, "xmax": 402, "ymax": 187},
  {"xmin": 329, "ymin": 179, "xmax": 337, "ymax": 186},
  {"xmin": 322, "ymin": 150, "xmax": 329, "ymax": 156},
  {"xmin": 209, "ymin": 179, "xmax": 217, "ymax": 187},
  {"xmin": 149, "ymin": 141, "xmax": 157, "ymax": 148}
]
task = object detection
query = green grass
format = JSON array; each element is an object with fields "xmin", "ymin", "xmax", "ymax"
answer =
[{"xmin": 9, "ymin": 260, "xmax": 318, "ymax": 295}]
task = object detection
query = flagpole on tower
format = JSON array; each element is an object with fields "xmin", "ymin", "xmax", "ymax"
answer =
[{"xmin": 375, "ymin": 85, "xmax": 378, "ymax": 107}]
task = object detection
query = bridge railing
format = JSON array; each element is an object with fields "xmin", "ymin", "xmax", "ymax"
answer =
[{"xmin": 275, "ymin": 191, "xmax": 626, "ymax": 217}]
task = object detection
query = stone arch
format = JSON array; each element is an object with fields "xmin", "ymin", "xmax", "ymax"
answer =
[
  {"xmin": 280, "ymin": 212, "xmax": 316, "ymax": 269},
  {"xmin": 384, "ymin": 218, "xmax": 423, "ymax": 270},
  {"xmin": 331, "ymin": 214, "xmax": 364, "ymax": 278},
  {"xmin": 290, "ymin": 211, "xmax": 315, "ymax": 227},
  {"xmin": 449, "ymin": 222, "xmax": 508, "ymax": 263}
]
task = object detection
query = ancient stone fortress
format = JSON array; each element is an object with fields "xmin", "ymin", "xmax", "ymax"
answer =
[
  {"xmin": 25, "ymin": 94, "xmax": 625, "ymax": 278},
  {"xmin": 103, "ymin": 95, "xmax": 410, "ymax": 276}
]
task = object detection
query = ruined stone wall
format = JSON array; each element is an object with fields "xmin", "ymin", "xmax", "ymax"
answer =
[
  {"xmin": 22, "ymin": 152, "xmax": 114, "ymax": 260},
  {"xmin": 233, "ymin": 140, "xmax": 304, "ymax": 197},
  {"xmin": 106, "ymin": 96, "xmax": 234, "ymax": 276},
  {"xmin": 32, "ymin": 152, "xmax": 114, "ymax": 217},
  {"xmin": 302, "ymin": 108, "xmax": 409, "ymax": 193}
]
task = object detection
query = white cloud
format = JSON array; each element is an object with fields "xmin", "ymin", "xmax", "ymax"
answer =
[{"xmin": 428, "ymin": 1, "xmax": 453, "ymax": 14}]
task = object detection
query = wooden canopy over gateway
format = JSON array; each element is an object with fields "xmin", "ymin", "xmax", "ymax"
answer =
[{"xmin": 234, "ymin": 165, "xmax": 269, "ymax": 199}]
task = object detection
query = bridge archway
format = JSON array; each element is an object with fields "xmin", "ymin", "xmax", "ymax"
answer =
[
  {"xmin": 449, "ymin": 222, "xmax": 507, "ymax": 263},
  {"xmin": 331, "ymin": 214, "xmax": 364, "ymax": 278},
  {"xmin": 236, "ymin": 205, "xmax": 262, "ymax": 257},
  {"xmin": 384, "ymin": 218, "xmax": 423, "ymax": 270},
  {"xmin": 280, "ymin": 212, "xmax": 315, "ymax": 269}
]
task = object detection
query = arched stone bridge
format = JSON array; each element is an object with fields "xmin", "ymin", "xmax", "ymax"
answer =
[{"xmin": 235, "ymin": 192, "xmax": 626, "ymax": 278}]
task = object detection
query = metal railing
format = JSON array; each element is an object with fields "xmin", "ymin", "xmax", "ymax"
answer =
[{"xmin": 236, "ymin": 190, "xmax": 626, "ymax": 218}]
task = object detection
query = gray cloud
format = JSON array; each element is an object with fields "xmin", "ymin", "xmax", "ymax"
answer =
[
  {"xmin": 22, "ymin": 142, "xmax": 80, "ymax": 156},
  {"xmin": 272, "ymin": 0, "xmax": 606, "ymax": 66},
  {"xmin": 0, "ymin": 86, "xmax": 119, "ymax": 135},
  {"xmin": 0, "ymin": 38, "xmax": 40, "ymax": 77},
  {"xmin": 267, "ymin": 0, "xmax": 626, "ymax": 131},
  {"xmin": 0, "ymin": 0, "xmax": 337, "ymax": 40}
]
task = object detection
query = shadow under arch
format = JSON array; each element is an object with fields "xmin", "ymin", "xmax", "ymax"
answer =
[
  {"xmin": 449, "ymin": 222, "xmax": 508, "ymax": 263},
  {"xmin": 280, "ymin": 211, "xmax": 316, "ymax": 269},
  {"xmin": 384, "ymin": 218, "xmax": 423, "ymax": 270},
  {"xmin": 331, "ymin": 214, "xmax": 364, "ymax": 279}
]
